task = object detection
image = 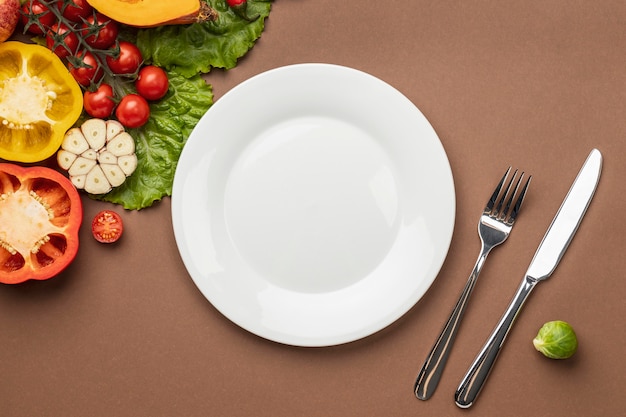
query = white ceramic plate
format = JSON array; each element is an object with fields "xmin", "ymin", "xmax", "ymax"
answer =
[{"xmin": 172, "ymin": 64, "xmax": 455, "ymax": 347}]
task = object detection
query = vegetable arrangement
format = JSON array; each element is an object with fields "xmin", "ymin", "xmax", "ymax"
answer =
[
  {"xmin": 7, "ymin": 0, "xmax": 271, "ymax": 210},
  {"xmin": 0, "ymin": 0, "xmax": 271, "ymax": 282}
]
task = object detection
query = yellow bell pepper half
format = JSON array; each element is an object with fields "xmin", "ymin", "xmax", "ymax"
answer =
[{"xmin": 0, "ymin": 41, "xmax": 83, "ymax": 163}]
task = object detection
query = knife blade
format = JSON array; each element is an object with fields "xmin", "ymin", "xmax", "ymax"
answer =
[
  {"xmin": 525, "ymin": 149, "xmax": 602, "ymax": 281},
  {"xmin": 454, "ymin": 148, "xmax": 602, "ymax": 408}
]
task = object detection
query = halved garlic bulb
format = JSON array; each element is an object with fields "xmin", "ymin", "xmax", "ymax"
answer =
[{"xmin": 57, "ymin": 119, "xmax": 138, "ymax": 194}]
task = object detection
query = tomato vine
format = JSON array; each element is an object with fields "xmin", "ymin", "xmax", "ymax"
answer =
[{"xmin": 21, "ymin": 0, "xmax": 156, "ymax": 126}]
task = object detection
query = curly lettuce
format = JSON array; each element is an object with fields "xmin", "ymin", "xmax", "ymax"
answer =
[{"xmin": 136, "ymin": 0, "xmax": 273, "ymax": 77}]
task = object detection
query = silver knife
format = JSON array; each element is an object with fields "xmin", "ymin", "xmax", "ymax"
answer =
[{"xmin": 454, "ymin": 148, "xmax": 602, "ymax": 408}]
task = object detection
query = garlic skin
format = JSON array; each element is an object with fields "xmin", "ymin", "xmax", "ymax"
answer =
[{"xmin": 57, "ymin": 119, "xmax": 138, "ymax": 194}]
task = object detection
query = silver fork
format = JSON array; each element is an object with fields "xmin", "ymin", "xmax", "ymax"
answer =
[{"xmin": 413, "ymin": 167, "xmax": 531, "ymax": 400}]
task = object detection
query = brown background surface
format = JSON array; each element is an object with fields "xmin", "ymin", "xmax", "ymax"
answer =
[{"xmin": 2, "ymin": 1, "xmax": 625, "ymax": 416}]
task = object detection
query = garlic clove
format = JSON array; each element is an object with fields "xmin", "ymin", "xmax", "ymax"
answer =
[
  {"xmin": 107, "ymin": 132, "xmax": 135, "ymax": 156},
  {"xmin": 68, "ymin": 157, "xmax": 97, "ymax": 176},
  {"xmin": 62, "ymin": 128, "xmax": 90, "ymax": 155},
  {"xmin": 118, "ymin": 154, "xmax": 138, "ymax": 176},
  {"xmin": 97, "ymin": 151, "xmax": 118, "ymax": 165},
  {"xmin": 106, "ymin": 120, "xmax": 125, "ymax": 141},
  {"xmin": 81, "ymin": 149, "xmax": 98, "ymax": 160},
  {"xmin": 101, "ymin": 164, "xmax": 126, "ymax": 187},
  {"xmin": 71, "ymin": 175, "xmax": 86, "ymax": 189},
  {"xmin": 85, "ymin": 165, "xmax": 112, "ymax": 194},
  {"xmin": 57, "ymin": 150, "xmax": 78, "ymax": 171},
  {"xmin": 81, "ymin": 118, "xmax": 107, "ymax": 151}
]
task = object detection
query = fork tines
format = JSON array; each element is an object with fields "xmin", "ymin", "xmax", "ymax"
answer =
[{"xmin": 486, "ymin": 167, "xmax": 532, "ymax": 224}]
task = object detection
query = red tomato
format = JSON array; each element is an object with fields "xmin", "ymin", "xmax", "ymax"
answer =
[
  {"xmin": 82, "ymin": 13, "xmax": 119, "ymax": 49},
  {"xmin": 46, "ymin": 23, "xmax": 80, "ymax": 58},
  {"xmin": 135, "ymin": 66, "xmax": 169, "ymax": 101},
  {"xmin": 106, "ymin": 41, "xmax": 143, "ymax": 75},
  {"xmin": 21, "ymin": 0, "xmax": 56, "ymax": 35},
  {"xmin": 57, "ymin": 0, "xmax": 92, "ymax": 22},
  {"xmin": 84, "ymin": 83, "xmax": 116, "ymax": 118},
  {"xmin": 92, "ymin": 210, "xmax": 123, "ymax": 243},
  {"xmin": 68, "ymin": 50, "xmax": 104, "ymax": 86},
  {"xmin": 116, "ymin": 94, "xmax": 150, "ymax": 128}
]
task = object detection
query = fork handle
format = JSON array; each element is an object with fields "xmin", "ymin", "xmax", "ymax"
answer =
[
  {"xmin": 414, "ymin": 249, "xmax": 490, "ymax": 400},
  {"xmin": 454, "ymin": 276, "xmax": 538, "ymax": 408}
]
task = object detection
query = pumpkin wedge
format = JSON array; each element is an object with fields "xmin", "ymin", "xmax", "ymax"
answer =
[{"xmin": 85, "ymin": 0, "xmax": 218, "ymax": 27}]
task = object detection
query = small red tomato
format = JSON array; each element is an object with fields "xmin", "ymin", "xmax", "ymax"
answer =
[
  {"xmin": 106, "ymin": 41, "xmax": 143, "ymax": 75},
  {"xmin": 84, "ymin": 83, "xmax": 116, "ymax": 118},
  {"xmin": 68, "ymin": 50, "xmax": 104, "ymax": 86},
  {"xmin": 135, "ymin": 66, "xmax": 169, "ymax": 101},
  {"xmin": 46, "ymin": 23, "xmax": 80, "ymax": 58},
  {"xmin": 116, "ymin": 94, "xmax": 150, "ymax": 128},
  {"xmin": 21, "ymin": 0, "xmax": 56, "ymax": 35},
  {"xmin": 92, "ymin": 210, "xmax": 124, "ymax": 243},
  {"xmin": 82, "ymin": 13, "xmax": 119, "ymax": 49},
  {"xmin": 57, "ymin": 0, "xmax": 92, "ymax": 22}
]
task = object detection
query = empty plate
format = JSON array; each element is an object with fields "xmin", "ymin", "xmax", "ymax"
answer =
[{"xmin": 171, "ymin": 63, "xmax": 455, "ymax": 346}]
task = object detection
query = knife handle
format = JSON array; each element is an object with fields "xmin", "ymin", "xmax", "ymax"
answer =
[{"xmin": 454, "ymin": 276, "xmax": 538, "ymax": 408}]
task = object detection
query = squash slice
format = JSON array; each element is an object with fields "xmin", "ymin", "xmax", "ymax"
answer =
[{"xmin": 85, "ymin": 0, "xmax": 217, "ymax": 27}]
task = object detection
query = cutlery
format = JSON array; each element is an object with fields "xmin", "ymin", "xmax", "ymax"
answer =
[
  {"xmin": 414, "ymin": 167, "xmax": 531, "ymax": 400},
  {"xmin": 454, "ymin": 149, "xmax": 602, "ymax": 408}
]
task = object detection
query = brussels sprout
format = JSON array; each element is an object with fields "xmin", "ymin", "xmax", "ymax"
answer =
[{"xmin": 533, "ymin": 320, "xmax": 578, "ymax": 359}]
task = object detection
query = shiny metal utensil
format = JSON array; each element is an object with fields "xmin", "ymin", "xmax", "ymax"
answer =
[
  {"xmin": 414, "ymin": 168, "xmax": 531, "ymax": 400},
  {"xmin": 455, "ymin": 149, "xmax": 602, "ymax": 408}
]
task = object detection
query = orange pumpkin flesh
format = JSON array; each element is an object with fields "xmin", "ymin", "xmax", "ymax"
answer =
[{"xmin": 85, "ymin": 0, "xmax": 217, "ymax": 27}]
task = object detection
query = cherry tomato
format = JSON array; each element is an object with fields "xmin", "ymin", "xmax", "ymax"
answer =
[
  {"xmin": 46, "ymin": 23, "xmax": 80, "ymax": 58},
  {"xmin": 92, "ymin": 210, "xmax": 123, "ymax": 243},
  {"xmin": 106, "ymin": 41, "xmax": 143, "ymax": 75},
  {"xmin": 116, "ymin": 94, "xmax": 150, "ymax": 128},
  {"xmin": 68, "ymin": 50, "xmax": 104, "ymax": 87},
  {"xmin": 82, "ymin": 13, "xmax": 119, "ymax": 49},
  {"xmin": 57, "ymin": 0, "xmax": 93, "ymax": 22},
  {"xmin": 84, "ymin": 83, "xmax": 116, "ymax": 119},
  {"xmin": 135, "ymin": 66, "xmax": 169, "ymax": 101},
  {"xmin": 21, "ymin": 0, "xmax": 56, "ymax": 35}
]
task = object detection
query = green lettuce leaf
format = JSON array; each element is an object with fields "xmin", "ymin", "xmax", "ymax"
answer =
[
  {"xmin": 94, "ymin": 72, "xmax": 213, "ymax": 209},
  {"xmin": 136, "ymin": 0, "xmax": 272, "ymax": 77}
]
